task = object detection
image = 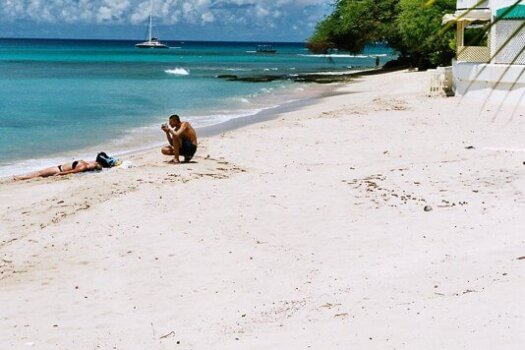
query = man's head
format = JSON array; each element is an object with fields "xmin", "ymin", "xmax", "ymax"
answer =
[{"xmin": 169, "ymin": 114, "xmax": 181, "ymax": 128}]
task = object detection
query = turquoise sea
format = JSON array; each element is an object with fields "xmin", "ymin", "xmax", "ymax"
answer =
[{"xmin": 0, "ymin": 39, "xmax": 396, "ymax": 176}]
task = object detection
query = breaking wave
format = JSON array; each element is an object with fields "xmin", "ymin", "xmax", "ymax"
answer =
[{"xmin": 165, "ymin": 68, "xmax": 190, "ymax": 76}]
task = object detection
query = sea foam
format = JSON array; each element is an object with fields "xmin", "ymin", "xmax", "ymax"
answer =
[{"xmin": 165, "ymin": 68, "xmax": 190, "ymax": 76}]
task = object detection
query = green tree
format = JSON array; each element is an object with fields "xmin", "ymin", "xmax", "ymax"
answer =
[
  {"xmin": 308, "ymin": 15, "xmax": 338, "ymax": 54},
  {"xmin": 308, "ymin": 0, "xmax": 400, "ymax": 54},
  {"xmin": 331, "ymin": 0, "xmax": 380, "ymax": 53},
  {"xmin": 397, "ymin": 0, "xmax": 456, "ymax": 68},
  {"xmin": 308, "ymin": 0, "xmax": 456, "ymax": 69}
]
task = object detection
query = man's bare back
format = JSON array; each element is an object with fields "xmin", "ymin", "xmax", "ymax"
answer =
[{"xmin": 177, "ymin": 122, "xmax": 197, "ymax": 146}]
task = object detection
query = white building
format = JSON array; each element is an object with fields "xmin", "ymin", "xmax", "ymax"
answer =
[{"xmin": 444, "ymin": 0, "xmax": 525, "ymax": 105}]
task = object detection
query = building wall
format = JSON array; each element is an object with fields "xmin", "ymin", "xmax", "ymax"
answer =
[
  {"xmin": 489, "ymin": 0, "xmax": 525, "ymax": 13},
  {"xmin": 453, "ymin": 62, "xmax": 525, "ymax": 106},
  {"xmin": 455, "ymin": 0, "xmax": 525, "ymax": 11},
  {"xmin": 457, "ymin": 0, "xmax": 489, "ymax": 10},
  {"xmin": 452, "ymin": 0, "xmax": 525, "ymax": 105},
  {"xmin": 494, "ymin": 20, "xmax": 525, "ymax": 64}
]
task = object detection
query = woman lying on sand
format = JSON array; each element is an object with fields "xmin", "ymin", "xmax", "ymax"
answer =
[
  {"xmin": 14, "ymin": 160, "xmax": 102, "ymax": 180},
  {"xmin": 14, "ymin": 152, "xmax": 119, "ymax": 181}
]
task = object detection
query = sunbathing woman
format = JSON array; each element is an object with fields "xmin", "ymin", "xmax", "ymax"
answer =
[{"xmin": 14, "ymin": 160, "xmax": 102, "ymax": 180}]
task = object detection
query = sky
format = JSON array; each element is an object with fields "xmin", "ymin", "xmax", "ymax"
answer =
[{"xmin": 0, "ymin": 0, "xmax": 331, "ymax": 42}]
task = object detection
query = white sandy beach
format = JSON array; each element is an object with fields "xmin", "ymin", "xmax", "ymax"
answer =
[{"xmin": 1, "ymin": 70, "xmax": 524, "ymax": 349}]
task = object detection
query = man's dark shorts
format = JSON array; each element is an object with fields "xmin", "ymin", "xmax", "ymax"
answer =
[{"xmin": 180, "ymin": 138, "xmax": 197, "ymax": 161}]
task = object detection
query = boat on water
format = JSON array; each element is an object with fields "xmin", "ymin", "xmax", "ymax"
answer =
[
  {"xmin": 256, "ymin": 45, "xmax": 277, "ymax": 54},
  {"xmin": 136, "ymin": 37, "xmax": 168, "ymax": 49},
  {"xmin": 136, "ymin": 0, "xmax": 168, "ymax": 49}
]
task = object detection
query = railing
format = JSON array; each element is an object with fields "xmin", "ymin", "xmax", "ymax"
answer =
[
  {"xmin": 457, "ymin": 46, "xmax": 491, "ymax": 62},
  {"xmin": 456, "ymin": 0, "xmax": 489, "ymax": 10}
]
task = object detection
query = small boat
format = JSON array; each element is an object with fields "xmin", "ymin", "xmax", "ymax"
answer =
[
  {"xmin": 256, "ymin": 45, "xmax": 277, "ymax": 54},
  {"xmin": 136, "ymin": 0, "xmax": 169, "ymax": 49},
  {"xmin": 136, "ymin": 37, "xmax": 169, "ymax": 49}
]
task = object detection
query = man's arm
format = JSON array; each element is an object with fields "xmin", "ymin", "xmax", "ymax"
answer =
[
  {"xmin": 162, "ymin": 125, "xmax": 173, "ymax": 145},
  {"xmin": 165, "ymin": 129, "xmax": 173, "ymax": 145},
  {"xmin": 173, "ymin": 122, "xmax": 189, "ymax": 137}
]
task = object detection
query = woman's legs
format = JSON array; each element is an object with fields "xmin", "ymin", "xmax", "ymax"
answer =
[{"xmin": 14, "ymin": 166, "xmax": 60, "ymax": 180}]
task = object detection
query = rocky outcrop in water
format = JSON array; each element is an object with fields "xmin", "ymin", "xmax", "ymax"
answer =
[{"xmin": 216, "ymin": 66, "xmax": 407, "ymax": 84}]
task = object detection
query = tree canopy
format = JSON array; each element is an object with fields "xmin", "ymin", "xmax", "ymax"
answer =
[{"xmin": 308, "ymin": 0, "xmax": 456, "ymax": 69}]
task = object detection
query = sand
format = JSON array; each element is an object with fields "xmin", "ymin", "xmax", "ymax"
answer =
[{"xmin": 1, "ymin": 70, "xmax": 524, "ymax": 349}]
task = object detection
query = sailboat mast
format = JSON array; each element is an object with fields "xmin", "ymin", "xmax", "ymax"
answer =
[
  {"xmin": 148, "ymin": 0, "xmax": 153, "ymax": 41},
  {"xmin": 135, "ymin": 0, "xmax": 167, "ymax": 48}
]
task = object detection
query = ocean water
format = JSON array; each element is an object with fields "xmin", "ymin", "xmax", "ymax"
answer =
[{"xmin": 0, "ymin": 38, "xmax": 396, "ymax": 177}]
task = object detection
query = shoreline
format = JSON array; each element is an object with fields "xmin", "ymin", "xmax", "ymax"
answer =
[
  {"xmin": 0, "ymin": 78, "xmax": 341, "ymax": 180},
  {"xmin": 1, "ymin": 38, "xmax": 398, "ymax": 178},
  {"xmin": 1, "ymin": 66, "xmax": 400, "ymax": 180},
  {"xmin": 1, "ymin": 70, "xmax": 523, "ymax": 349}
]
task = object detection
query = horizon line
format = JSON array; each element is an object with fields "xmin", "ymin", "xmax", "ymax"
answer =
[{"xmin": 0, "ymin": 36, "xmax": 309, "ymax": 44}]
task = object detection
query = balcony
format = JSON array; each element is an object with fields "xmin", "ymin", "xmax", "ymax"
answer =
[{"xmin": 457, "ymin": 46, "xmax": 491, "ymax": 62}]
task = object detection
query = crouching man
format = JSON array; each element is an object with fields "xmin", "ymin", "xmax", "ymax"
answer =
[{"xmin": 161, "ymin": 114, "xmax": 198, "ymax": 163}]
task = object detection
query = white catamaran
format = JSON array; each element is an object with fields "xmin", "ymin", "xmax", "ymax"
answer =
[{"xmin": 136, "ymin": 0, "xmax": 169, "ymax": 49}]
